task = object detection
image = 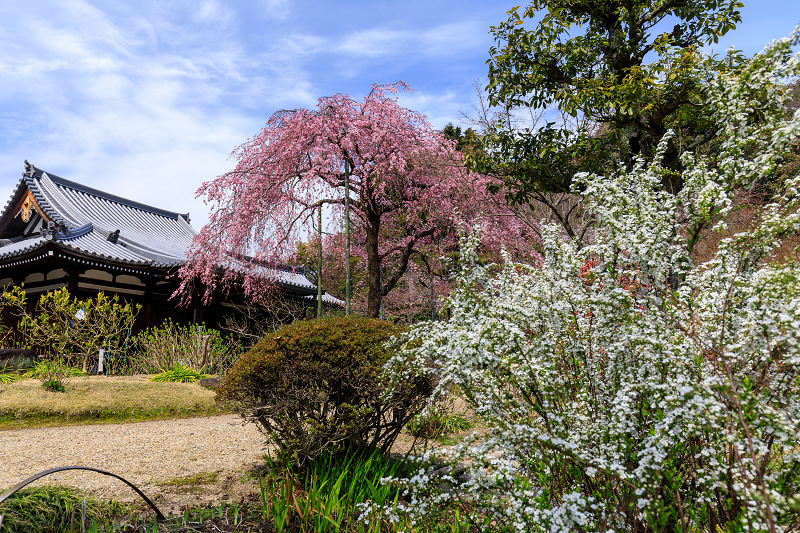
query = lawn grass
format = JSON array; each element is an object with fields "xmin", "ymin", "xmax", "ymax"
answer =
[{"xmin": 0, "ymin": 375, "xmax": 227, "ymax": 429}]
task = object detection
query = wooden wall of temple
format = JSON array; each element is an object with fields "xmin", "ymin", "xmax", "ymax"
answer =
[{"xmin": 0, "ymin": 257, "xmax": 198, "ymax": 335}]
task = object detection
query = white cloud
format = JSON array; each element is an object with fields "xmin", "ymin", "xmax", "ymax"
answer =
[
  {"xmin": 282, "ymin": 33, "xmax": 326, "ymax": 56},
  {"xmin": 0, "ymin": 1, "xmax": 267, "ymax": 227},
  {"xmin": 11, "ymin": 99, "xmax": 258, "ymax": 228},
  {"xmin": 0, "ymin": 1, "xmax": 495, "ymax": 229},
  {"xmin": 336, "ymin": 29, "xmax": 410, "ymax": 58}
]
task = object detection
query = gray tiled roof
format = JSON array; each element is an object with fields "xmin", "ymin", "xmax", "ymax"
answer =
[
  {"xmin": 58, "ymin": 230, "xmax": 153, "ymax": 265},
  {"xmin": 26, "ymin": 165, "xmax": 195, "ymax": 266},
  {"xmin": 229, "ymin": 256, "xmax": 328, "ymax": 295},
  {"xmin": 0, "ymin": 163, "xmax": 335, "ymax": 300}
]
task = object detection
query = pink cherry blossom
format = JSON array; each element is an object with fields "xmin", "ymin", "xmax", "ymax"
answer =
[{"xmin": 178, "ymin": 83, "xmax": 538, "ymax": 316}]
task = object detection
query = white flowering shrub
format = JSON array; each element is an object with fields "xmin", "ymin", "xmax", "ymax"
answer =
[{"xmin": 384, "ymin": 31, "xmax": 800, "ymax": 532}]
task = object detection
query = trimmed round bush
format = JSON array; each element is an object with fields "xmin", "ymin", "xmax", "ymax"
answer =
[{"xmin": 217, "ymin": 316, "xmax": 432, "ymax": 464}]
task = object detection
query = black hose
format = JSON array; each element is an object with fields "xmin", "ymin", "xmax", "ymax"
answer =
[{"xmin": 0, "ymin": 466, "xmax": 165, "ymax": 520}]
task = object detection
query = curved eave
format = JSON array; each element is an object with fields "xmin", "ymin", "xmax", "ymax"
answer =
[
  {"xmin": 57, "ymin": 240, "xmax": 149, "ymax": 266},
  {"xmin": 303, "ymin": 293, "xmax": 345, "ymax": 307},
  {"xmin": 274, "ymin": 279, "xmax": 319, "ymax": 296},
  {"xmin": 152, "ymin": 259, "xmax": 187, "ymax": 268},
  {"xmin": 53, "ymin": 249, "xmax": 161, "ymax": 275},
  {"xmin": 0, "ymin": 241, "xmax": 165, "ymax": 276},
  {"xmin": 0, "ymin": 236, "xmax": 47, "ymax": 260},
  {"xmin": 0, "ymin": 239, "xmax": 52, "ymax": 268}
]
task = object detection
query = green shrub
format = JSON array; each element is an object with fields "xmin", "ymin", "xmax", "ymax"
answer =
[
  {"xmin": 13, "ymin": 288, "xmax": 139, "ymax": 373},
  {"xmin": 217, "ymin": 316, "xmax": 433, "ymax": 465},
  {"xmin": 40, "ymin": 379, "xmax": 65, "ymax": 392},
  {"xmin": 149, "ymin": 364, "xmax": 209, "ymax": 383},
  {"xmin": 128, "ymin": 320, "xmax": 239, "ymax": 375}
]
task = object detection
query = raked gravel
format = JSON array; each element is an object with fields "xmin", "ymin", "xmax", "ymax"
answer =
[{"xmin": 0, "ymin": 415, "xmax": 268, "ymax": 504}]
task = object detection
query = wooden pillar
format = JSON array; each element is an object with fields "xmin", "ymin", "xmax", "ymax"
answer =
[
  {"xmin": 67, "ymin": 269, "xmax": 80, "ymax": 294},
  {"xmin": 142, "ymin": 278, "xmax": 153, "ymax": 329},
  {"xmin": 192, "ymin": 290, "xmax": 203, "ymax": 324}
]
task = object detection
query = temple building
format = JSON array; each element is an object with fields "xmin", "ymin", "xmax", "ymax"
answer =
[{"xmin": 0, "ymin": 161, "xmax": 335, "ymax": 330}]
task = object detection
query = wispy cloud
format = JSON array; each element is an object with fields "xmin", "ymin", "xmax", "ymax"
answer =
[
  {"xmin": 0, "ymin": 0, "xmax": 264, "ymax": 226},
  {"xmin": 335, "ymin": 21, "xmax": 487, "ymax": 60},
  {"xmin": 191, "ymin": 0, "xmax": 235, "ymax": 27},
  {"xmin": 0, "ymin": 1, "xmax": 500, "ymax": 228},
  {"xmin": 396, "ymin": 90, "xmax": 468, "ymax": 129}
]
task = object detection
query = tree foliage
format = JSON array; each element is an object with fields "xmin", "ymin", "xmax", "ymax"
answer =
[
  {"xmin": 478, "ymin": 0, "xmax": 744, "ymax": 198},
  {"xmin": 442, "ymin": 122, "xmax": 479, "ymax": 152},
  {"xmin": 1, "ymin": 287, "xmax": 139, "ymax": 364}
]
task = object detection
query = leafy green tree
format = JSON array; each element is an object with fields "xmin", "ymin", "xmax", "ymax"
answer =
[
  {"xmin": 441, "ymin": 123, "xmax": 478, "ymax": 152},
  {"xmin": 78, "ymin": 291, "xmax": 139, "ymax": 369},
  {"xmin": 479, "ymin": 0, "xmax": 744, "ymax": 196},
  {"xmin": 19, "ymin": 288, "xmax": 83, "ymax": 357}
]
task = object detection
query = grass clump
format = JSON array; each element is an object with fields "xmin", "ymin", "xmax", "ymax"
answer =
[
  {"xmin": 257, "ymin": 450, "xmax": 478, "ymax": 532},
  {"xmin": 23, "ymin": 360, "xmax": 85, "ymax": 380},
  {"xmin": 0, "ymin": 372, "xmax": 20, "ymax": 384},
  {"xmin": 260, "ymin": 449, "xmax": 411, "ymax": 532},
  {"xmin": 407, "ymin": 395, "xmax": 474, "ymax": 441},
  {"xmin": 0, "ymin": 484, "xmax": 127, "ymax": 532},
  {"xmin": 159, "ymin": 471, "xmax": 219, "ymax": 487},
  {"xmin": 39, "ymin": 379, "xmax": 65, "ymax": 393},
  {"xmin": 29, "ymin": 360, "xmax": 81, "ymax": 392},
  {"xmin": 1, "ymin": 359, "xmax": 84, "ymax": 387},
  {"xmin": 150, "ymin": 364, "xmax": 209, "ymax": 383},
  {"xmin": 408, "ymin": 411, "xmax": 473, "ymax": 440}
]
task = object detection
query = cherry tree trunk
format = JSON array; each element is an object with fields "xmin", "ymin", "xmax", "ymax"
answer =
[{"xmin": 365, "ymin": 215, "xmax": 382, "ymax": 318}]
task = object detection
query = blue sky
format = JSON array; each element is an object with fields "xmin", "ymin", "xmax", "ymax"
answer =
[{"xmin": 0, "ymin": 1, "xmax": 798, "ymax": 228}]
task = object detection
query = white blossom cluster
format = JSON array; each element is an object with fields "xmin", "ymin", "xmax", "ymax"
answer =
[{"xmin": 381, "ymin": 29, "xmax": 800, "ymax": 532}]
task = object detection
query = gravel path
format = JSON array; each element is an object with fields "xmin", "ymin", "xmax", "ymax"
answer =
[{"xmin": 0, "ymin": 415, "xmax": 268, "ymax": 508}]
